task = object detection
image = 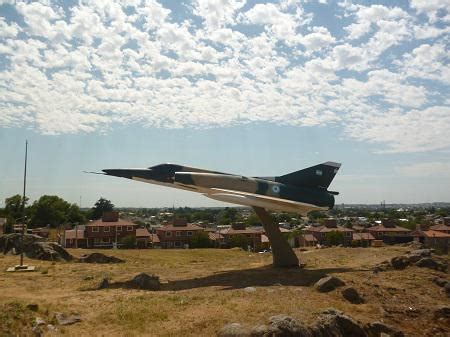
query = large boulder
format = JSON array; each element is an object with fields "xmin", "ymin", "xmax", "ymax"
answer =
[
  {"xmin": 0, "ymin": 233, "xmax": 72, "ymax": 261},
  {"xmin": 314, "ymin": 276, "xmax": 345, "ymax": 293},
  {"xmin": 313, "ymin": 308, "xmax": 367, "ymax": 337},
  {"xmin": 78, "ymin": 253, "xmax": 124, "ymax": 264},
  {"xmin": 265, "ymin": 315, "xmax": 312, "ymax": 336},
  {"xmin": 415, "ymin": 258, "xmax": 447, "ymax": 272},
  {"xmin": 365, "ymin": 321, "xmax": 404, "ymax": 337},
  {"xmin": 341, "ymin": 287, "xmax": 364, "ymax": 304},
  {"xmin": 390, "ymin": 256, "xmax": 410, "ymax": 270},
  {"xmin": 128, "ymin": 273, "xmax": 161, "ymax": 290}
]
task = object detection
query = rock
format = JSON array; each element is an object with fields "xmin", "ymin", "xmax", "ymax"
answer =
[
  {"xmin": 129, "ymin": 273, "xmax": 161, "ymax": 290},
  {"xmin": 373, "ymin": 261, "xmax": 391, "ymax": 273},
  {"xmin": 267, "ymin": 315, "xmax": 312, "ymax": 336},
  {"xmin": 54, "ymin": 312, "xmax": 81, "ymax": 326},
  {"xmin": 217, "ymin": 323, "xmax": 251, "ymax": 337},
  {"xmin": 78, "ymin": 252, "xmax": 124, "ymax": 264},
  {"xmin": 445, "ymin": 283, "xmax": 450, "ymax": 297},
  {"xmin": 0, "ymin": 234, "xmax": 72, "ymax": 261},
  {"xmin": 341, "ymin": 287, "xmax": 364, "ymax": 304},
  {"xmin": 27, "ymin": 303, "xmax": 39, "ymax": 311},
  {"xmin": 314, "ymin": 276, "xmax": 346, "ymax": 293},
  {"xmin": 434, "ymin": 306, "xmax": 450, "ymax": 319},
  {"xmin": 409, "ymin": 248, "xmax": 433, "ymax": 257},
  {"xmin": 415, "ymin": 258, "xmax": 447, "ymax": 272},
  {"xmin": 314, "ymin": 309, "xmax": 368, "ymax": 337},
  {"xmin": 83, "ymin": 275, "xmax": 94, "ymax": 281},
  {"xmin": 365, "ymin": 321, "xmax": 404, "ymax": 337},
  {"xmin": 47, "ymin": 324, "xmax": 57, "ymax": 331},
  {"xmin": 390, "ymin": 256, "xmax": 410, "ymax": 270},
  {"xmin": 97, "ymin": 278, "xmax": 109, "ymax": 289},
  {"xmin": 34, "ymin": 317, "xmax": 46, "ymax": 326},
  {"xmin": 433, "ymin": 277, "xmax": 448, "ymax": 287},
  {"xmin": 244, "ymin": 287, "xmax": 256, "ymax": 293},
  {"xmin": 32, "ymin": 325, "xmax": 43, "ymax": 337}
]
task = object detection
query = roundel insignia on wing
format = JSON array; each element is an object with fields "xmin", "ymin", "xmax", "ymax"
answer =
[{"xmin": 272, "ymin": 185, "xmax": 280, "ymax": 193}]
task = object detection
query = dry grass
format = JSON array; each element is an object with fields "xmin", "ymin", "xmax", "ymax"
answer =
[{"xmin": 0, "ymin": 246, "xmax": 448, "ymax": 336}]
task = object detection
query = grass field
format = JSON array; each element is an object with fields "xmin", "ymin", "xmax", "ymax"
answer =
[{"xmin": 0, "ymin": 246, "xmax": 448, "ymax": 336}]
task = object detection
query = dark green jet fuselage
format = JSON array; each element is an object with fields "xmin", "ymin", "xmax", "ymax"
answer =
[{"xmin": 102, "ymin": 162, "xmax": 341, "ymax": 215}]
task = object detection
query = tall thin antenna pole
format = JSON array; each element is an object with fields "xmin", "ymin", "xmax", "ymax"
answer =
[{"xmin": 20, "ymin": 140, "xmax": 28, "ymax": 266}]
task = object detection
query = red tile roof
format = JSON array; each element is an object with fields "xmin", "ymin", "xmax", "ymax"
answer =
[
  {"xmin": 86, "ymin": 218, "xmax": 136, "ymax": 227},
  {"xmin": 413, "ymin": 230, "xmax": 450, "ymax": 238},
  {"xmin": 136, "ymin": 228, "xmax": 151, "ymax": 237},
  {"xmin": 430, "ymin": 224, "xmax": 450, "ymax": 232},
  {"xmin": 261, "ymin": 234, "xmax": 269, "ymax": 243},
  {"xmin": 221, "ymin": 227, "xmax": 261, "ymax": 235},
  {"xmin": 159, "ymin": 224, "xmax": 204, "ymax": 231},
  {"xmin": 367, "ymin": 225, "xmax": 410, "ymax": 232},
  {"xmin": 307, "ymin": 226, "xmax": 353, "ymax": 233}
]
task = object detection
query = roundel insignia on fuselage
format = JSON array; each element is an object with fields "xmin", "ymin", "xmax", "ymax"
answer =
[{"xmin": 272, "ymin": 185, "xmax": 280, "ymax": 193}]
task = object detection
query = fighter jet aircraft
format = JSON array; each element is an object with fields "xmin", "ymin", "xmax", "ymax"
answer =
[{"xmin": 101, "ymin": 162, "xmax": 341, "ymax": 215}]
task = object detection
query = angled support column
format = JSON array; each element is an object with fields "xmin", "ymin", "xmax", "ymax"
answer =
[{"xmin": 253, "ymin": 206, "xmax": 299, "ymax": 268}]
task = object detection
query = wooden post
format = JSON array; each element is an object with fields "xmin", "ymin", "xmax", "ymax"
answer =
[{"xmin": 253, "ymin": 206, "xmax": 299, "ymax": 268}]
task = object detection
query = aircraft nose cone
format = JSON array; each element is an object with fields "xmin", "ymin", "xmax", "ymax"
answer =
[{"xmin": 102, "ymin": 169, "xmax": 134, "ymax": 179}]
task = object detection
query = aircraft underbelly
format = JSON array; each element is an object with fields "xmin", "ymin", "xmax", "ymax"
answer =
[{"xmin": 205, "ymin": 192, "xmax": 323, "ymax": 214}]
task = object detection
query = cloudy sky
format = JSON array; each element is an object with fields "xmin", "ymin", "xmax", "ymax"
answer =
[{"xmin": 0, "ymin": 0, "xmax": 449, "ymax": 208}]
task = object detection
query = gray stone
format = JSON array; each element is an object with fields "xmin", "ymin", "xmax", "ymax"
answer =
[
  {"xmin": 390, "ymin": 256, "xmax": 410, "ymax": 270},
  {"xmin": 365, "ymin": 321, "xmax": 404, "ymax": 337},
  {"xmin": 433, "ymin": 277, "xmax": 448, "ymax": 287},
  {"xmin": 434, "ymin": 306, "xmax": 450, "ymax": 319},
  {"xmin": 415, "ymin": 258, "xmax": 447, "ymax": 272},
  {"xmin": 409, "ymin": 249, "xmax": 433, "ymax": 257},
  {"xmin": 54, "ymin": 312, "xmax": 81, "ymax": 326},
  {"xmin": 268, "ymin": 315, "xmax": 312, "ymax": 336},
  {"xmin": 244, "ymin": 287, "xmax": 256, "ymax": 293},
  {"xmin": 445, "ymin": 282, "xmax": 450, "ymax": 297},
  {"xmin": 34, "ymin": 317, "xmax": 46, "ymax": 326},
  {"xmin": 32, "ymin": 325, "xmax": 42, "ymax": 337},
  {"xmin": 341, "ymin": 287, "xmax": 364, "ymax": 304},
  {"xmin": 78, "ymin": 252, "xmax": 124, "ymax": 264},
  {"xmin": 218, "ymin": 323, "xmax": 251, "ymax": 337},
  {"xmin": 97, "ymin": 278, "xmax": 109, "ymax": 289},
  {"xmin": 314, "ymin": 276, "xmax": 346, "ymax": 293},
  {"xmin": 129, "ymin": 273, "xmax": 161, "ymax": 290},
  {"xmin": 314, "ymin": 309, "xmax": 368, "ymax": 337}
]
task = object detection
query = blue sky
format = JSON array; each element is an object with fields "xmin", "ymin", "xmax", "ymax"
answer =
[{"xmin": 1, "ymin": 0, "xmax": 449, "ymax": 208}]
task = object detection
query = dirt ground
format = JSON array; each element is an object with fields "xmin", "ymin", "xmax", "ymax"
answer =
[{"xmin": 0, "ymin": 246, "xmax": 448, "ymax": 336}]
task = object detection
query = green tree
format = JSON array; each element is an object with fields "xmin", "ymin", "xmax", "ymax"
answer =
[
  {"xmin": 4, "ymin": 194, "xmax": 29, "ymax": 221},
  {"xmin": 90, "ymin": 197, "xmax": 114, "ymax": 219},
  {"xmin": 28, "ymin": 195, "xmax": 74, "ymax": 227},
  {"xmin": 243, "ymin": 212, "xmax": 261, "ymax": 227},
  {"xmin": 190, "ymin": 231, "xmax": 211, "ymax": 248},
  {"xmin": 217, "ymin": 207, "xmax": 238, "ymax": 226},
  {"xmin": 229, "ymin": 234, "xmax": 249, "ymax": 249},
  {"xmin": 119, "ymin": 234, "xmax": 136, "ymax": 248},
  {"xmin": 325, "ymin": 231, "xmax": 344, "ymax": 246}
]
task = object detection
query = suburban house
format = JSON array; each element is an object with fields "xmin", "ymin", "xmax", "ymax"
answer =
[
  {"xmin": 366, "ymin": 219, "xmax": 411, "ymax": 244},
  {"xmin": 352, "ymin": 232, "xmax": 376, "ymax": 247},
  {"xmin": 220, "ymin": 223, "xmax": 262, "ymax": 250},
  {"xmin": 304, "ymin": 219, "xmax": 354, "ymax": 246},
  {"xmin": 297, "ymin": 234, "xmax": 318, "ymax": 247},
  {"xmin": 430, "ymin": 223, "xmax": 450, "ymax": 234},
  {"xmin": 156, "ymin": 218, "xmax": 204, "ymax": 248},
  {"xmin": 63, "ymin": 211, "xmax": 139, "ymax": 248},
  {"xmin": 412, "ymin": 229, "xmax": 450, "ymax": 253},
  {"xmin": 136, "ymin": 228, "xmax": 161, "ymax": 248}
]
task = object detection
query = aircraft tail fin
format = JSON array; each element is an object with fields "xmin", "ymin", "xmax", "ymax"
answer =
[{"xmin": 275, "ymin": 162, "xmax": 341, "ymax": 189}]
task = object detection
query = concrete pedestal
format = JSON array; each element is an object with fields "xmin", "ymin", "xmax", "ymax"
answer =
[{"xmin": 253, "ymin": 206, "xmax": 299, "ymax": 268}]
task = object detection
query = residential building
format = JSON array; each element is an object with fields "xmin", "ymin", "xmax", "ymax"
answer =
[
  {"xmin": 84, "ymin": 211, "xmax": 139, "ymax": 248},
  {"xmin": 297, "ymin": 234, "xmax": 319, "ymax": 247},
  {"xmin": 366, "ymin": 219, "xmax": 412, "ymax": 244},
  {"xmin": 64, "ymin": 227, "xmax": 86, "ymax": 248},
  {"xmin": 304, "ymin": 221, "xmax": 354, "ymax": 246},
  {"xmin": 412, "ymin": 229, "xmax": 450, "ymax": 253},
  {"xmin": 220, "ymin": 223, "xmax": 262, "ymax": 250},
  {"xmin": 430, "ymin": 224, "xmax": 450, "ymax": 234},
  {"xmin": 136, "ymin": 228, "xmax": 161, "ymax": 248},
  {"xmin": 352, "ymin": 232, "xmax": 375, "ymax": 247},
  {"xmin": 156, "ymin": 218, "xmax": 204, "ymax": 248}
]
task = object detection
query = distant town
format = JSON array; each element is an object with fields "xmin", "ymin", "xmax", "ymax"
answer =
[{"xmin": 1, "ymin": 194, "xmax": 449, "ymax": 253}]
